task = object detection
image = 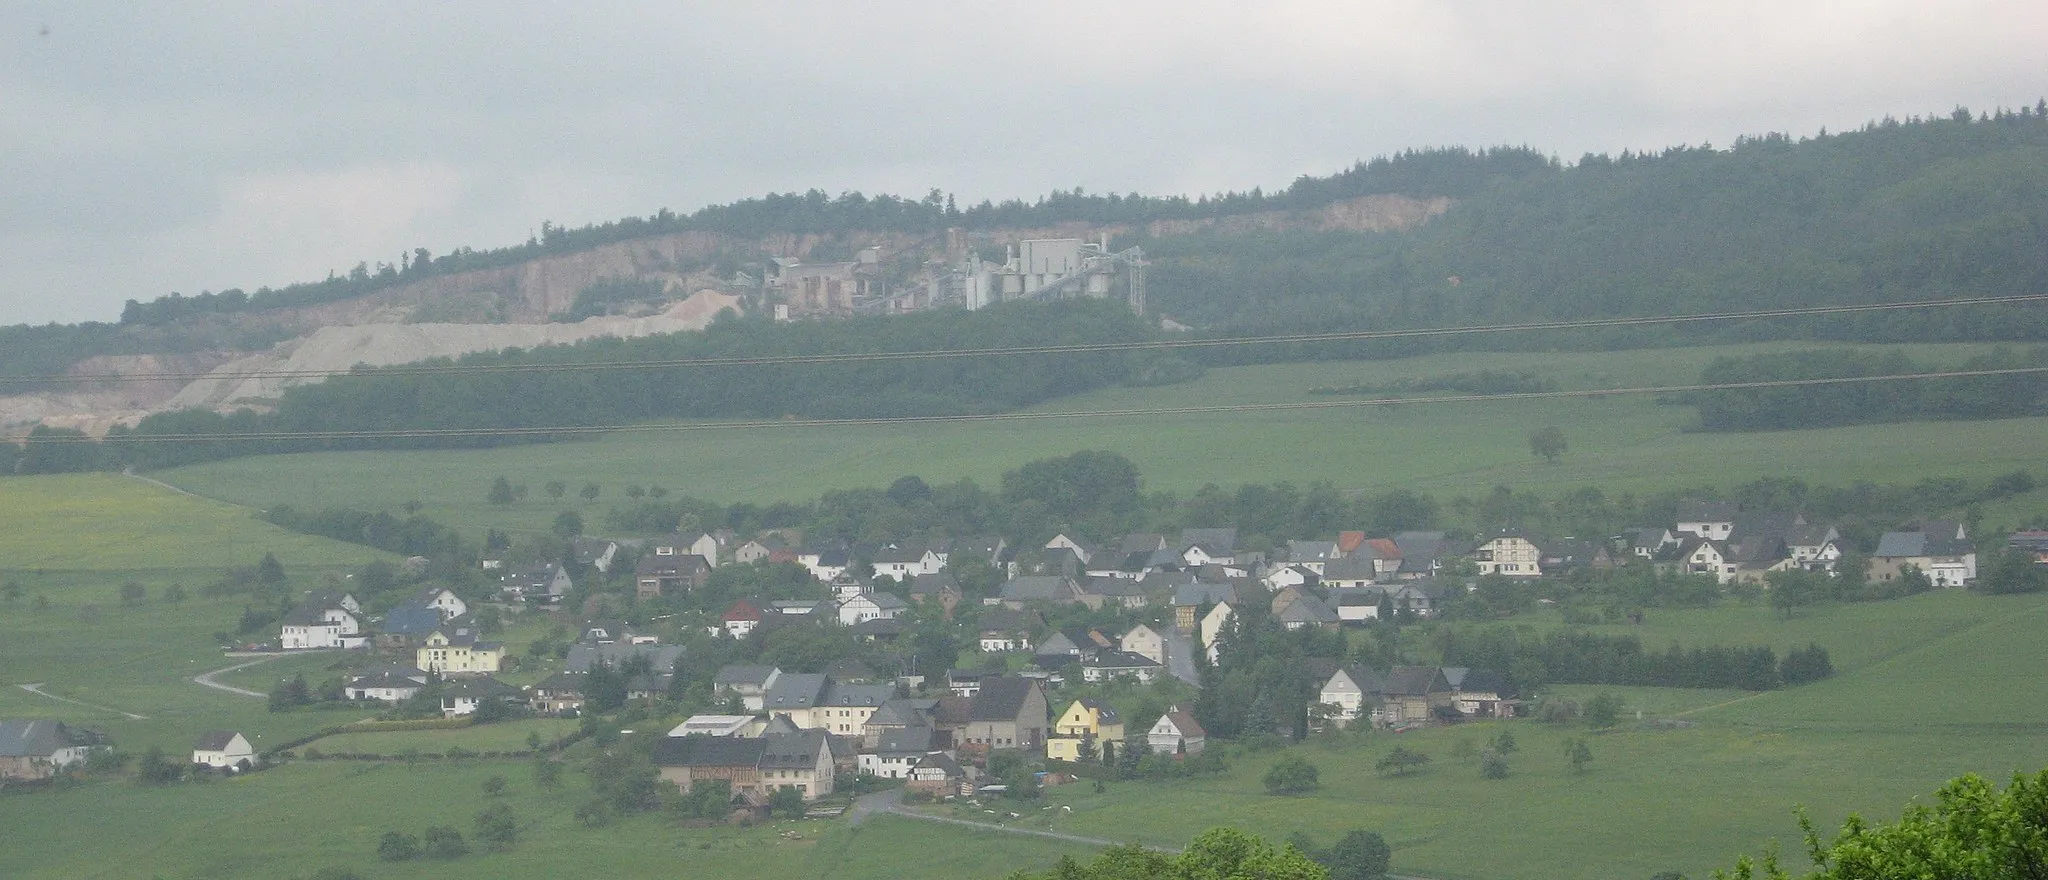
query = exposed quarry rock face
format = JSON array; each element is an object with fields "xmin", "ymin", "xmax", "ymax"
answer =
[
  {"xmin": 165, "ymin": 290, "xmax": 741, "ymax": 411},
  {"xmin": 0, "ymin": 193, "xmax": 1449, "ymax": 436},
  {"xmin": 0, "ymin": 291, "xmax": 739, "ymax": 434}
]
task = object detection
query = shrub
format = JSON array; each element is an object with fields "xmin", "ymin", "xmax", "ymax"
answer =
[
  {"xmin": 377, "ymin": 830, "xmax": 420, "ymax": 861},
  {"xmin": 1263, "ymin": 755, "xmax": 1321, "ymax": 795},
  {"xmin": 421, "ymin": 825, "xmax": 468, "ymax": 859},
  {"xmin": 1480, "ymin": 749, "xmax": 1510, "ymax": 779}
]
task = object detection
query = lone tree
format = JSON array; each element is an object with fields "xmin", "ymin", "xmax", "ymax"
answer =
[
  {"xmin": 1584, "ymin": 692, "xmax": 1624, "ymax": 729},
  {"xmin": 487, "ymin": 476, "xmax": 516, "ymax": 505},
  {"xmin": 1528, "ymin": 425, "xmax": 1568, "ymax": 462},
  {"xmin": 1565, "ymin": 738, "xmax": 1594, "ymax": 774},
  {"xmin": 1264, "ymin": 754, "xmax": 1321, "ymax": 795},
  {"xmin": 118, "ymin": 582, "xmax": 146, "ymax": 606},
  {"xmin": 1375, "ymin": 746, "xmax": 1432, "ymax": 777},
  {"xmin": 1479, "ymin": 748, "xmax": 1510, "ymax": 779}
]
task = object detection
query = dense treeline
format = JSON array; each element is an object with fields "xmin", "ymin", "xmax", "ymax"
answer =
[
  {"xmin": 1152, "ymin": 106, "xmax": 2048, "ymax": 360},
  {"xmin": 261, "ymin": 505, "xmax": 468, "ymax": 559},
  {"xmin": 1684, "ymin": 346, "xmax": 2048, "ymax": 431},
  {"xmin": 1439, "ymin": 627, "xmax": 1831, "ymax": 693},
  {"xmin": 99, "ymin": 299, "xmax": 1154, "ymax": 464}
]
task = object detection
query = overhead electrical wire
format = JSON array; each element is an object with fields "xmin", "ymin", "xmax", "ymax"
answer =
[
  {"xmin": 3, "ymin": 292, "xmax": 2044, "ymax": 387},
  {"xmin": 50, "ymin": 365, "xmax": 2048, "ymax": 444}
]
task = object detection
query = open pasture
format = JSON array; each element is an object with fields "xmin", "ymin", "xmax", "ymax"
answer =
[{"xmin": 157, "ymin": 341, "xmax": 2048, "ymax": 538}]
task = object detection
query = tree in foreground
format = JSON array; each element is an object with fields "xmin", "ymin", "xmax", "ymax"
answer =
[
  {"xmin": 1009, "ymin": 827, "xmax": 1328, "ymax": 880},
  {"xmin": 1720, "ymin": 767, "xmax": 2048, "ymax": 879},
  {"xmin": 1564, "ymin": 738, "xmax": 1594, "ymax": 774},
  {"xmin": 1264, "ymin": 754, "xmax": 1321, "ymax": 795}
]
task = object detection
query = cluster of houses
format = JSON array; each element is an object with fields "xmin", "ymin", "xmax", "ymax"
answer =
[{"xmin": 0, "ymin": 719, "xmax": 255, "ymax": 781}]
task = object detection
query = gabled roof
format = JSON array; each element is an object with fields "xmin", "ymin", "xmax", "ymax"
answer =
[
  {"xmin": 1276, "ymin": 593, "xmax": 1339, "ymax": 624},
  {"xmin": 1336, "ymin": 531, "xmax": 1368, "ymax": 555},
  {"xmin": 722, "ymin": 600, "xmax": 764, "ymax": 622},
  {"xmin": 1675, "ymin": 500, "xmax": 1740, "ymax": 523},
  {"xmin": 907, "ymin": 571, "xmax": 960, "ymax": 596},
  {"xmin": 1286, "ymin": 540, "xmax": 1337, "ymax": 563},
  {"xmin": 1383, "ymin": 665, "xmax": 1452, "ymax": 696},
  {"xmin": 713, "ymin": 664, "xmax": 780, "ymax": 688},
  {"xmin": 193, "ymin": 730, "xmax": 245, "ymax": 751},
  {"xmin": 852, "ymin": 617, "xmax": 908, "ymax": 637},
  {"xmin": 1455, "ymin": 668, "xmax": 1516, "ymax": 699},
  {"xmin": 977, "ymin": 608, "xmax": 1044, "ymax": 633},
  {"xmin": 868, "ymin": 698, "xmax": 939, "ymax": 728},
  {"xmin": 1179, "ymin": 528, "xmax": 1238, "ymax": 555},
  {"xmin": 1083, "ymin": 650, "xmax": 1162, "ymax": 670},
  {"xmin": 565, "ymin": 643, "xmax": 682, "ymax": 674},
  {"xmin": 532, "ymin": 671, "xmax": 586, "ymax": 694},
  {"xmin": 347, "ymin": 669, "xmax": 429, "ymax": 690},
  {"xmin": 820, "ymin": 680, "xmax": 896, "ymax": 708},
  {"xmin": 969, "ymin": 677, "xmax": 1041, "ymax": 721},
  {"xmin": 652, "ymin": 735, "xmax": 767, "ymax": 768},
  {"xmin": 0, "ymin": 720, "xmax": 82, "ymax": 757},
  {"xmin": 1069, "ymin": 698, "xmax": 1122, "ymax": 725},
  {"xmin": 913, "ymin": 751, "xmax": 966, "ymax": 777},
  {"xmin": 763, "ymin": 673, "xmax": 830, "ymax": 710},
  {"xmin": 1155, "ymin": 709, "xmax": 1205, "ymax": 739},
  {"xmin": 1325, "ymin": 666, "xmax": 1386, "ymax": 695},
  {"xmin": 442, "ymin": 676, "xmax": 519, "ymax": 700},
  {"xmin": 380, "ymin": 604, "xmax": 443, "ymax": 636},
  {"xmin": 873, "ymin": 726, "xmax": 937, "ymax": 755},
  {"xmin": 758, "ymin": 730, "xmax": 830, "ymax": 770},
  {"xmin": 1170, "ymin": 582, "xmax": 1238, "ymax": 607},
  {"xmin": 1000, "ymin": 576, "xmax": 1079, "ymax": 602},
  {"xmin": 1321, "ymin": 557, "xmax": 1379, "ymax": 581}
]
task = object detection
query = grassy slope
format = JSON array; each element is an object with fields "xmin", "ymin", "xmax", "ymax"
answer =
[
  {"xmin": 0, "ymin": 760, "xmax": 1084, "ymax": 880},
  {"xmin": 1020, "ymin": 590, "xmax": 2048, "ymax": 880},
  {"xmin": 0, "ymin": 474, "xmax": 390, "ymax": 754},
  {"xmin": 158, "ymin": 341, "xmax": 2048, "ymax": 538}
]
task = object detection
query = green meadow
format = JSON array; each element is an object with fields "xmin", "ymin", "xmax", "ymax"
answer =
[
  {"xmin": 1016, "ymin": 591, "xmax": 2048, "ymax": 880},
  {"xmin": 0, "ymin": 474, "xmax": 390, "ymax": 754},
  {"xmin": 0, "ymin": 759, "xmax": 1082, "ymax": 880},
  {"xmin": 158, "ymin": 342, "xmax": 2048, "ymax": 538}
]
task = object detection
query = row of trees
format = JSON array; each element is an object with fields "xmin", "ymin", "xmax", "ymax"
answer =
[
  {"xmin": 1686, "ymin": 346, "xmax": 2048, "ymax": 431},
  {"xmin": 1437, "ymin": 627, "xmax": 1832, "ymax": 693}
]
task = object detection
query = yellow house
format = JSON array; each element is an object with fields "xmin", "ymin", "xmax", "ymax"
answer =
[
  {"xmin": 417, "ymin": 626, "xmax": 503, "ymax": 674},
  {"xmin": 1046, "ymin": 699, "xmax": 1124, "ymax": 762}
]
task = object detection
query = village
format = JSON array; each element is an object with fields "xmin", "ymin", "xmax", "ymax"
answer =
[{"xmin": 9, "ymin": 502, "xmax": 2020, "ymax": 811}]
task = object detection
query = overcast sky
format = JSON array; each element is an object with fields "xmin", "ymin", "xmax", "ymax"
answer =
[{"xmin": 2, "ymin": 2, "xmax": 2043, "ymax": 326}]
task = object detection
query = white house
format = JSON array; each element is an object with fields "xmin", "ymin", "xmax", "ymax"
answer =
[
  {"xmin": 1119, "ymin": 624, "xmax": 1165, "ymax": 665},
  {"xmin": 344, "ymin": 667, "xmax": 428, "ymax": 702},
  {"xmin": 280, "ymin": 604, "xmax": 364, "ymax": 650},
  {"xmin": 1198, "ymin": 602, "xmax": 1235, "ymax": 663},
  {"xmin": 1473, "ymin": 531, "xmax": 1543, "ymax": 578},
  {"xmin": 1318, "ymin": 667, "xmax": 1385, "ymax": 729},
  {"xmin": 837, "ymin": 592, "xmax": 910, "ymax": 626},
  {"xmin": 666, "ymin": 715, "xmax": 759, "ymax": 738},
  {"xmin": 1081, "ymin": 651, "xmax": 1163, "ymax": 683},
  {"xmin": 1675, "ymin": 501, "xmax": 1739, "ymax": 541},
  {"xmin": 411, "ymin": 586, "xmax": 468, "ymax": 622},
  {"xmin": 1146, "ymin": 707, "xmax": 1206, "ymax": 755},
  {"xmin": 191, "ymin": 731, "xmax": 253, "ymax": 769}
]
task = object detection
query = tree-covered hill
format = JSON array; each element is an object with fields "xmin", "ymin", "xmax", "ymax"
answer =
[{"xmin": 1148, "ymin": 105, "xmax": 2048, "ymax": 362}]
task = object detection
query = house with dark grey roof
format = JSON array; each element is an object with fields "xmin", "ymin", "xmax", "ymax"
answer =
[
  {"xmin": 762, "ymin": 673, "xmax": 830, "ymax": 726},
  {"xmin": 374, "ymin": 603, "xmax": 444, "ymax": 650},
  {"xmin": 814, "ymin": 680, "xmax": 898, "ymax": 739},
  {"xmin": 439, "ymin": 676, "xmax": 520, "ymax": 717},
  {"xmin": 906, "ymin": 571, "xmax": 963, "ymax": 616},
  {"xmin": 1081, "ymin": 650, "xmax": 1163, "ymax": 683},
  {"xmin": 858, "ymin": 725, "xmax": 937, "ymax": 778},
  {"xmin": 1450, "ymin": 668, "xmax": 1520, "ymax": 718},
  {"xmin": 1377, "ymin": 666, "xmax": 1454, "ymax": 727},
  {"xmin": 1275, "ymin": 593, "xmax": 1340, "ymax": 630},
  {"xmin": 499, "ymin": 562, "xmax": 571, "ymax": 604},
  {"xmin": 1178, "ymin": 528, "xmax": 1239, "ymax": 566},
  {"xmin": 907, "ymin": 750, "xmax": 971, "ymax": 796},
  {"xmin": 1874, "ymin": 521, "xmax": 1977, "ymax": 587},
  {"xmin": 712, "ymin": 665, "xmax": 782, "ymax": 711},
  {"xmin": 565, "ymin": 643, "xmax": 683, "ymax": 675},
  {"xmin": 1170, "ymin": 581, "xmax": 1239, "ymax": 633},
  {"xmin": 953, "ymin": 676, "xmax": 1049, "ymax": 756},
  {"xmin": 0, "ymin": 720, "xmax": 94, "ymax": 779},
  {"xmin": 977, "ymin": 608, "xmax": 1044, "ymax": 652},
  {"xmin": 344, "ymin": 666, "xmax": 429, "ymax": 702},
  {"xmin": 1675, "ymin": 501, "xmax": 1740, "ymax": 541},
  {"xmin": 998, "ymin": 575, "xmax": 1083, "ymax": 609}
]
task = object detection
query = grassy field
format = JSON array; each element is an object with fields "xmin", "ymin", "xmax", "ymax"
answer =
[
  {"xmin": 156, "ymin": 341, "xmax": 2048, "ymax": 539},
  {"xmin": 1009, "ymin": 590, "xmax": 2048, "ymax": 880},
  {"xmin": 0, "ymin": 759, "xmax": 1088, "ymax": 880},
  {"xmin": 0, "ymin": 475, "xmax": 395, "ymax": 755}
]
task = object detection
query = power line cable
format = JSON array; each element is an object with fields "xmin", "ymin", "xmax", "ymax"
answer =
[
  {"xmin": 5, "ymin": 293, "xmax": 2043, "ymax": 386},
  {"xmin": 54, "ymin": 365, "xmax": 2048, "ymax": 444}
]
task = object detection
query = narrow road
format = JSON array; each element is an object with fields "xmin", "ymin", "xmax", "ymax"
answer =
[
  {"xmin": 1162, "ymin": 631, "xmax": 1201, "ymax": 686},
  {"xmin": 16, "ymin": 683, "xmax": 147, "ymax": 719},
  {"xmin": 194, "ymin": 655, "xmax": 282, "ymax": 698}
]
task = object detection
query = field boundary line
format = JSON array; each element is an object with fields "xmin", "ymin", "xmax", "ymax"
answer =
[{"xmin": 15, "ymin": 682, "xmax": 147, "ymax": 719}]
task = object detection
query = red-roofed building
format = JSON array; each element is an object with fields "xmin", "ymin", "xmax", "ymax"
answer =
[{"xmin": 722, "ymin": 600, "xmax": 765, "ymax": 638}]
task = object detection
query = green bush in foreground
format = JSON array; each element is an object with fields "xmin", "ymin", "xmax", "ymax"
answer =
[{"xmin": 1721, "ymin": 767, "xmax": 2048, "ymax": 879}]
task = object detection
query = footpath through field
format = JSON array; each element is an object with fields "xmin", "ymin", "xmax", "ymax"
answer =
[
  {"xmin": 193, "ymin": 654, "xmax": 287, "ymax": 698},
  {"xmin": 14, "ymin": 682, "xmax": 147, "ymax": 719}
]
